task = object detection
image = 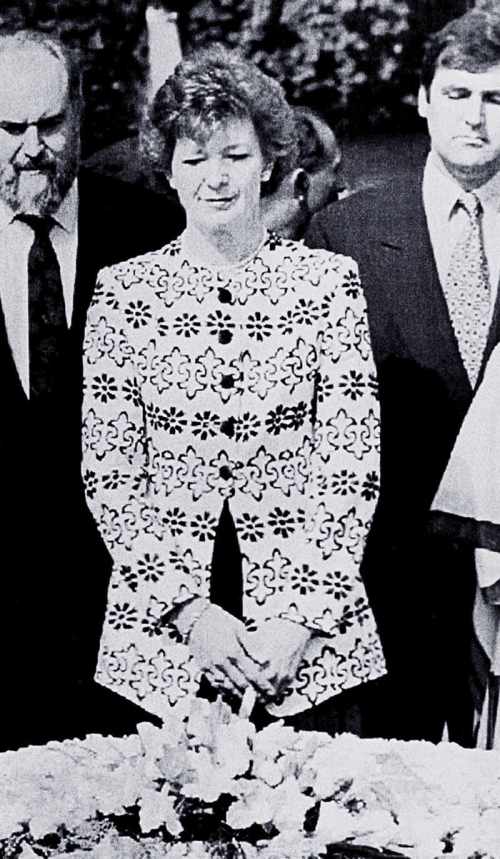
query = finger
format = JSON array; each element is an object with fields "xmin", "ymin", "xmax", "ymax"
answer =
[
  {"xmin": 208, "ymin": 660, "xmax": 243, "ymax": 697},
  {"xmin": 207, "ymin": 668, "xmax": 226, "ymax": 688},
  {"xmin": 233, "ymin": 653, "xmax": 276, "ymax": 698},
  {"xmin": 221, "ymin": 658, "xmax": 251, "ymax": 695},
  {"xmin": 255, "ymin": 660, "xmax": 297, "ymax": 697},
  {"xmin": 211, "ymin": 672, "xmax": 242, "ymax": 698},
  {"xmin": 275, "ymin": 673, "xmax": 293, "ymax": 696},
  {"xmin": 239, "ymin": 686, "xmax": 257, "ymax": 719},
  {"xmin": 220, "ymin": 657, "xmax": 248, "ymax": 697},
  {"xmin": 238, "ymin": 636, "xmax": 270, "ymax": 669}
]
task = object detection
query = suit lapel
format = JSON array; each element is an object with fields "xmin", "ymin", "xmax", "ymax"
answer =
[
  {"xmin": 374, "ymin": 175, "xmax": 472, "ymax": 398},
  {"xmin": 480, "ymin": 268, "xmax": 500, "ymax": 384},
  {"xmin": 72, "ymin": 172, "xmax": 99, "ymax": 344},
  {"xmin": 0, "ymin": 294, "xmax": 28, "ymax": 408}
]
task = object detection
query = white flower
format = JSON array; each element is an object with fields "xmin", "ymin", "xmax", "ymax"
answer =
[
  {"xmin": 350, "ymin": 809, "xmax": 398, "ymax": 847},
  {"xmin": 139, "ymin": 784, "xmax": 182, "ymax": 835},
  {"xmin": 315, "ymin": 801, "xmax": 358, "ymax": 841},
  {"xmin": 18, "ymin": 848, "xmax": 40, "ymax": 859},
  {"xmin": 181, "ymin": 747, "xmax": 241, "ymax": 804},
  {"xmin": 226, "ymin": 779, "xmax": 278, "ymax": 829},
  {"xmin": 228, "ymin": 776, "xmax": 314, "ymax": 834}
]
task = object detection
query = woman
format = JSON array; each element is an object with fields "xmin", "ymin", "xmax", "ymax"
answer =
[
  {"xmin": 82, "ymin": 47, "xmax": 385, "ymax": 731},
  {"xmin": 432, "ymin": 345, "xmax": 500, "ymax": 749}
]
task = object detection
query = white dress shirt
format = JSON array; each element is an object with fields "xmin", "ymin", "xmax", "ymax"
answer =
[
  {"xmin": 423, "ymin": 151, "xmax": 500, "ymax": 320},
  {"xmin": 0, "ymin": 181, "xmax": 78, "ymax": 396}
]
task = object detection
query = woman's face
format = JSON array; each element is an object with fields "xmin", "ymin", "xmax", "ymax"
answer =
[{"xmin": 169, "ymin": 116, "xmax": 271, "ymax": 236}]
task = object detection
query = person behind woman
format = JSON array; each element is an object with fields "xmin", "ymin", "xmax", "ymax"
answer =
[
  {"xmin": 262, "ymin": 107, "xmax": 343, "ymax": 239},
  {"xmin": 82, "ymin": 46, "xmax": 385, "ymax": 733},
  {"xmin": 432, "ymin": 344, "xmax": 500, "ymax": 748}
]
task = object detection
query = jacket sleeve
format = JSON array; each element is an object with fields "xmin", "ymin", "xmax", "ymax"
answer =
[
  {"xmin": 81, "ymin": 265, "xmax": 203, "ymax": 613},
  {"xmin": 279, "ymin": 253, "xmax": 380, "ymax": 637}
]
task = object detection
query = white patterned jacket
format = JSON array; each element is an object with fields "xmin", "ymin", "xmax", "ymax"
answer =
[{"xmin": 82, "ymin": 232, "xmax": 386, "ymax": 718}]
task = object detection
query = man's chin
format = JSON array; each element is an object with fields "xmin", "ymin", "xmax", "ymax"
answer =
[
  {"xmin": 0, "ymin": 169, "xmax": 74, "ymax": 216},
  {"xmin": 16, "ymin": 173, "xmax": 64, "ymax": 216},
  {"xmin": 442, "ymin": 151, "xmax": 500, "ymax": 187}
]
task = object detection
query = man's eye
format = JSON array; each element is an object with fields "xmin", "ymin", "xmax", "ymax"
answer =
[
  {"xmin": 0, "ymin": 122, "xmax": 26, "ymax": 135},
  {"xmin": 445, "ymin": 89, "xmax": 469, "ymax": 100},
  {"xmin": 485, "ymin": 92, "xmax": 500, "ymax": 105},
  {"xmin": 228, "ymin": 153, "xmax": 249, "ymax": 161},
  {"xmin": 183, "ymin": 158, "xmax": 205, "ymax": 166},
  {"xmin": 38, "ymin": 116, "xmax": 63, "ymax": 134}
]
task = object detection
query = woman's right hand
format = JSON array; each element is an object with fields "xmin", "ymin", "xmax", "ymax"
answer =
[{"xmin": 188, "ymin": 603, "xmax": 275, "ymax": 699}]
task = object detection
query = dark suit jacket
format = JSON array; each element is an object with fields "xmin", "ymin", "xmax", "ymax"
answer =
[
  {"xmin": 306, "ymin": 172, "xmax": 500, "ymax": 713},
  {"xmin": 0, "ymin": 170, "xmax": 184, "ymax": 746}
]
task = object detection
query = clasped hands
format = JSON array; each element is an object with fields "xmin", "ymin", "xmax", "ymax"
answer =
[{"xmin": 183, "ymin": 600, "xmax": 311, "ymax": 704}]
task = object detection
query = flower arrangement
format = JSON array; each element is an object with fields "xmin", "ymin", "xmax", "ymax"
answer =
[{"xmin": 2, "ymin": 696, "xmax": 500, "ymax": 859}]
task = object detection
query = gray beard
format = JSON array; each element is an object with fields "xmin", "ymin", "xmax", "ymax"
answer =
[{"xmin": 0, "ymin": 158, "xmax": 77, "ymax": 217}]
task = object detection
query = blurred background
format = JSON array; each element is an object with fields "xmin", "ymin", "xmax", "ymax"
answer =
[{"xmin": 0, "ymin": 1, "xmax": 493, "ymax": 194}]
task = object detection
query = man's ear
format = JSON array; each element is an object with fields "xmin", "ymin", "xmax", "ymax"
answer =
[
  {"xmin": 292, "ymin": 168, "xmax": 310, "ymax": 206},
  {"xmin": 417, "ymin": 85, "xmax": 430, "ymax": 120},
  {"xmin": 261, "ymin": 162, "xmax": 274, "ymax": 183},
  {"xmin": 167, "ymin": 172, "xmax": 175, "ymax": 189}
]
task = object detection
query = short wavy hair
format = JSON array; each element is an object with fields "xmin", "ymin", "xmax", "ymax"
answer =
[
  {"xmin": 421, "ymin": 10, "xmax": 500, "ymax": 94},
  {"xmin": 141, "ymin": 45, "xmax": 297, "ymax": 189}
]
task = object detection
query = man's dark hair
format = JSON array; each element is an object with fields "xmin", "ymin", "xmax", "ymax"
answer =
[{"xmin": 421, "ymin": 10, "xmax": 500, "ymax": 94}]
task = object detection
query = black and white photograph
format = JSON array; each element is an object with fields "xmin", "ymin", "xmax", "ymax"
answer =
[{"xmin": 1, "ymin": 2, "xmax": 499, "ymax": 858}]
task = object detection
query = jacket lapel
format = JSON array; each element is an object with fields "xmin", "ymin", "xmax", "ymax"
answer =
[
  {"xmin": 480, "ymin": 268, "xmax": 500, "ymax": 384},
  {"xmin": 374, "ymin": 175, "xmax": 472, "ymax": 398},
  {"xmin": 72, "ymin": 171, "xmax": 100, "ymax": 345},
  {"xmin": 0, "ymin": 296, "xmax": 28, "ymax": 408}
]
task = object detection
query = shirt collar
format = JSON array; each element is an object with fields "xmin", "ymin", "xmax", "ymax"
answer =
[
  {"xmin": 424, "ymin": 151, "xmax": 500, "ymax": 219},
  {"xmin": 0, "ymin": 178, "xmax": 78, "ymax": 234}
]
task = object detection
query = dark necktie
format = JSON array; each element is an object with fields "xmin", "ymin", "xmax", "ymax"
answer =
[{"xmin": 18, "ymin": 215, "xmax": 68, "ymax": 399}]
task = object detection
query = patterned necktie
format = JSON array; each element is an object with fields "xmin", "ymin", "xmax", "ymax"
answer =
[
  {"xmin": 444, "ymin": 193, "xmax": 491, "ymax": 388},
  {"xmin": 18, "ymin": 215, "xmax": 68, "ymax": 399}
]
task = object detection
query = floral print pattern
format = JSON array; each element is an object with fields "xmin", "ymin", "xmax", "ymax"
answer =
[{"xmin": 83, "ymin": 232, "xmax": 385, "ymax": 718}]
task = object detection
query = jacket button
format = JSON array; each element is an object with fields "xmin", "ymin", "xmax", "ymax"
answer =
[
  {"xmin": 220, "ymin": 417, "xmax": 235, "ymax": 438},
  {"xmin": 221, "ymin": 374, "xmax": 234, "ymax": 389},
  {"xmin": 219, "ymin": 465, "xmax": 232, "ymax": 480},
  {"xmin": 218, "ymin": 329, "xmax": 233, "ymax": 345},
  {"xmin": 218, "ymin": 287, "xmax": 232, "ymax": 304}
]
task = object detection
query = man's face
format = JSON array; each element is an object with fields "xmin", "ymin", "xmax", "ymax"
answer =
[
  {"xmin": 418, "ymin": 63, "xmax": 500, "ymax": 189},
  {"xmin": 0, "ymin": 44, "xmax": 80, "ymax": 216}
]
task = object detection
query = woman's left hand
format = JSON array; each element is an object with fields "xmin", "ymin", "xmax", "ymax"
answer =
[{"xmin": 248, "ymin": 618, "xmax": 311, "ymax": 700}]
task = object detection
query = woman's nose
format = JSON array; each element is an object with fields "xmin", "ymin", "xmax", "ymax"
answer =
[{"xmin": 206, "ymin": 159, "xmax": 229, "ymax": 188}]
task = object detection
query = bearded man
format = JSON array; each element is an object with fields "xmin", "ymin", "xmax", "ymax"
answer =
[{"xmin": 0, "ymin": 29, "xmax": 183, "ymax": 750}]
